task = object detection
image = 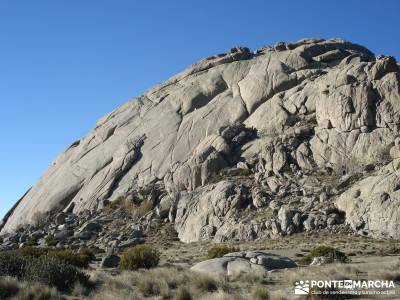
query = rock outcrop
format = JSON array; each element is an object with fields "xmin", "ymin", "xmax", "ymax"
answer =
[
  {"xmin": 1, "ymin": 38, "xmax": 400, "ymax": 243},
  {"xmin": 191, "ymin": 251, "xmax": 297, "ymax": 276}
]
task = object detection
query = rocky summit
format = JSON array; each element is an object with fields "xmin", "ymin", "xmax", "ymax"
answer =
[{"xmin": 1, "ymin": 38, "xmax": 400, "ymax": 250}]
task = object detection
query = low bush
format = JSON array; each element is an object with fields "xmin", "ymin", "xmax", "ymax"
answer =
[
  {"xmin": 0, "ymin": 252, "xmax": 28, "ymax": 278},
  {"xmin": 16, "ymin": 246, "xmax": 93, "ymax": 268},
  {"xmin": 134, "ymin": 200, "xmax": 154, "ymax": 218},
  {"xmin": 0, "ymin": 251, "xmax": 88, "ymax": 292},
  {"xmin": 25, "ymin": 236, "xmax": 38, "ymax": 246},
  {"xmin": 79, "ymin": 248, "xmax": 96, "ymax": 261},
  {"xmin": 300, "ymin": 246, "xmax": 349, "ymax": 265},
  {"xmin": 119, "ymin": 245, "xmax": 160, "ymax": 270},
  {"xmin": 207, "ymin": 245, "xmax": 239, "ymax": 259},
  {"xmin": 25, "ymin": 256, "xmax": 89, "ymax": 292},
  {"xmin": 48, "ymin": 249, "xmax": 92, "ymax": 269},
  {"xmin": 45, "ymin": 235, "xmax": 59, "ymax": 247},
  {"xmin": 137, "ymin": 276, "xmax": 169, "ymax": 297},
  {"xmin": 108, "ymin": 196, "xmax": 125, "ymax": 210}
]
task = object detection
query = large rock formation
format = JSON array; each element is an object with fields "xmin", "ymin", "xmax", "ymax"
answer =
[{"xmin": 2, "ymin": 38, "xmax": 400, "ymax": 242}]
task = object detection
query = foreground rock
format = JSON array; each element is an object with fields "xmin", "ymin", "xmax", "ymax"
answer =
[
  {"xmin": 1, "ymin": 38, "xmax": 399, "ymax": 243},
  {"xmin": 191, "ymin": 251, "xmax": 297, "ymax": 276}
]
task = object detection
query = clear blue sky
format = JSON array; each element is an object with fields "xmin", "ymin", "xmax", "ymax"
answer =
[{"xmin": 0, "ymin": 0, "xmax": 399, "ymax": 219}]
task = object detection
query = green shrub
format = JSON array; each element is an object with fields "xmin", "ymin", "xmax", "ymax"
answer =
[
  {"xmin": 300, "ymin": 246, "xmax": 349, "ymax": 264},
  {"xmin": 207, "ymin": 245, "xmax": 239, "ymax": 259},
  {"xmin": 0, "ymin": 252, "xmax": 28, "ymax": 278},
  {"xmin": 237, "ymin": 168, "xmax": 252, "ymax": 176},
  {"xmin": 45, "ymin": 235, "xmax": 59, "ymax": 247},
  {"xmin": 119, "ymin": 245, "xmax": 160, "ymax": 270},
  {"xmin": 78, "ymin": 248, "xmax": 96, "ymax": 261},
  {"xmin": 16, "ymin": 246, "xmax": 48, "ymax": 258},
  {"xmin": 25, "ymin": 256, "xmax": 89, "ymax": 292},
  {"xmin": 251, "ymin": 285, "xmax": 270, "ymax": 300},
  {"xmin": 0, "ymin": 251, "xmax": 88, "ymax": 292},
  {"xmin": 16, "ymin": 246, "xmax": 93, "ymax": 268},
  {"xmin": 48, "ymin": 249, "xmax": 92, "ymax": 269},
  {"xmin": 26, "ymin": 237, "xmax": 38, "ymax": 246}
]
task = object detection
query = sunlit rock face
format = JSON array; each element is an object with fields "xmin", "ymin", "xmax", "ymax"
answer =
[{"xmin": 2, "ymin": 38, "xmax": 400, "ymax": 240}]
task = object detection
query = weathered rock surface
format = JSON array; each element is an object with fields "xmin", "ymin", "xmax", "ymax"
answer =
[
  {"xmin": 190, "ymin": 251, "xmax": 297, "ymax": 276},
  {"xmin": 1, "ymin": 38, "xmax": 400, "ymax": 243}
]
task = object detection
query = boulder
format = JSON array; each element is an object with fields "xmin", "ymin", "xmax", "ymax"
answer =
[
  {"xmin": 101, "ymin": 254, "xmax": 120, "ymax": 268},
  {"xmin": 191, "ymin": 251, "xmax": 297, "ymax": 276}
]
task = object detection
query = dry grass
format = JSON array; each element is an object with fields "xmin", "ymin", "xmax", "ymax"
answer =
[
  {"xmin": 379, "ymin": 271, "xmax": 400, "ymax": 282},
  {"xmin": 0, "ymin": 277, "xmax": 62, "ymax": 300},
  {"xmin": 251, "ymin": 285, "xmax": 270, "ymax": 300},
  {"xmin": 0, "ymin": 276, "xmax": 19, "ymax": 299},
  {"xmin": 175, "ymin": 286, "xmax": 192, "ymax": 300},
  {"xmin": 287, "ymin": 264, "xmax": 363, "ymax": 285},
  {"xmin": 87, "ymin": 266, "xmax": 274, "ymax": 299},
  {"xmin": 106, "ymin": 196, "xmax": 153, "ymax": 219}
]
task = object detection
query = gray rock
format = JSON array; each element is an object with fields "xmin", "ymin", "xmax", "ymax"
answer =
[
  {"xmin": 1, "ymin": 38, "xmax": 399, "ymax": 243},
  {"xmin": 310, "ymin": 256, "xmax": 334, "ymax": 266},
  {"xmin": 278, "ymin": 206, "xmax": 294, "ymax": 234},
  {"xmin": 80, "ymin": 222, "xmax": 102, "ymax": 232},
  {"xmin": 119, "ymin": 238, "xmax": 143, "ymax": 248},
  {"xmin": 252, "ymin": 187, "xmax": 270, "ymax": 208},
  {"xmin": 54, "ymin": 229, "xmax": 73, "ymax": 240},
  {"xmin": 101, "ymin": 254, "xmax": 120, "ymax": 268},
  {"xmin": 155, "ymin": 196, "xmax": 173, "ymax": 218},
  {"xmin": 55, "ymin": 213, "xmax": 67, "ymax": 225},
  {"xmin": 191, "ymin": 250, "xmax": 297, "ymax": 276}
]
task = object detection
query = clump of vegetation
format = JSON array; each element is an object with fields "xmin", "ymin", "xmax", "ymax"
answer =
[
  {"xmin": 299, "ymin": 245, "xmax": 349, "ymax": 264},
  {"xmin": 237, "ymin": 168, "xmax": 252, "ymax": 176},
  {"xmin": 175, "ymin": 286, "xmax": 192, "ymax": 300},
  {"xmin": 107, "ymin": 194, "xmax": 154, "ymax": 219},
  {"xmin": 0, "ymin": 251, "xmax": 88, "ymax": 291},
  {"xmin": 119, "ymin": 245, "xmax": 160, "ymax": 270},
  {"xmin": 192, "ymin": 275, "xmax": 218, "ymax": 292},
  {"xmin": 45, "ymin": 235, "xmax": 59, "ymax": 247},
  {"xmin": 380, "ymin": 271, "xmax": 400, "ymax": 282},
  {"xmin": 24, "ymin": 256, "xmax": 89, "ymax": 291},
  {"xmin": 138, "ymin": 276, "xmax": 169, "ymax": 297},
  {"xmin": 0, "ymin": 252, "xmax": 28, "ymax": 278},
  {"xmin": 15, "ymin": 246, "xmax": 94, "ymax": 268},
  {"xmin": 134, "ymin": 200, "xmax": 154, "ymax": 218},
  {"xmin": 25, "ymin": 236, "xmax": 38, "ymax": 246},
  {"xmin": 251, "ymin": 285, "xmax": 270, "ymax": 300},
  {"xmin": 108, "ymin": 196, "xmax": 125, "ymax": 210},
  {"xmin": 207, "ymin": 245, "xmax": 239, "ymax": 259}
]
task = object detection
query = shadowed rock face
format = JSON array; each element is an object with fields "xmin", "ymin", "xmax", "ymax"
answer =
[{"xmin": 2, "ymin": 38, "xmax": 400, "ymax": 241}]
